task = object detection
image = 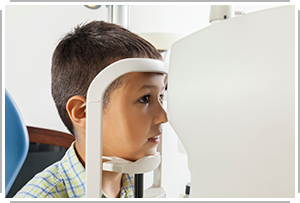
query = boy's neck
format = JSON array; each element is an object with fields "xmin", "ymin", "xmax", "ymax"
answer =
[
  {"xmin": 74, "ymin": 139, "xmax": 85, "ymax": 167},
  {"xmin": 74, "ymin": 140, "xmax": 123, "ymax": 198},
  {"xmin": 102, "ymin": 171, "xmax": 123, "ymax": 198}
]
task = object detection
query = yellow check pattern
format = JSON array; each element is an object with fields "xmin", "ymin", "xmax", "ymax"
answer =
[{"xmin": 14, "ymin": 142, "xmax": 134, "ymax": 198}]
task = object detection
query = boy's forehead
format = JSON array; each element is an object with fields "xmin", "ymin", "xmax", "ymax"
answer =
[
  {"xmin": 124, "ymin": 72, "xmax": 166, "ymax": 89},
  {"xmin": 127, "ymin": 72, "xmax": 165, "ymax": 82},
  {"xmin": 109, "ymin": 72, "xmax": 166, "ymax": 101}
]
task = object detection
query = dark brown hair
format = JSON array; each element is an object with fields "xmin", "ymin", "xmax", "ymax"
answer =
[{"xmin": 51, "ymin": 21, "xmax": 162, "ymax": 136}]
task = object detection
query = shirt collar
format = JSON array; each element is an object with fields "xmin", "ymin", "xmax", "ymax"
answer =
[
  {"xmin": 121, "ymin": 173, "xmax": 134, "ymax": 198},
  {"xmin": 59, "ymin": 142, "xmax": 85, "ymax": 198}
]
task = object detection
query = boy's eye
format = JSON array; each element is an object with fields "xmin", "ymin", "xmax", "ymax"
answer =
[
  {"xmin": 139, "ymin": 94, "xmax": 150, "ymax": 104},
  {"xmin": 159, "ymin": 94, "xmax": 164, "ymax": 104}
]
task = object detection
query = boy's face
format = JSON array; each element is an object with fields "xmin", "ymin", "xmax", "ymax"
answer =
[{"xmin": 102, "ymin": 72, "xmax": 168, "ymax": 161}]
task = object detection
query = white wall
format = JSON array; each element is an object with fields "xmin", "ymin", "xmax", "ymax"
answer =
[{"xmin": 5, "ymin": 5, "xmax": 279, "ymax": 198}]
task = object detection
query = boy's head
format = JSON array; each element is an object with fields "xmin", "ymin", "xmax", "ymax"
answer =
[
  {"xmin": 51, "ymin": 21, "xmax": 162, "ymax": 135},
  {"xmin": 51, "ymin": 21, "xmax": 167, "ymax": 161}
]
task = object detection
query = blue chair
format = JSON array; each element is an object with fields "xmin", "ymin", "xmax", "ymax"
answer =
[{"xmin": 5, "ymin": 89, "xmax": 29, "ymax": 197}]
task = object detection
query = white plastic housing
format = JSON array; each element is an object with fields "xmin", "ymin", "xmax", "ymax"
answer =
[
  {"xmin": 168, "ymin": 6, "xmax": 295, "ymax": 198},
  {"xmin": 102, "ymin": 153, "xmax": 161, "ymax": 173},
  {"xmin": 85, "ymin": 58, "xmax": 167, "ymax": 198}
]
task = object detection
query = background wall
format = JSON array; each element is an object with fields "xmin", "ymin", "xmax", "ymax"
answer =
[{"xmin": 5, "ymin": 4, "xmax": 279, "ymax": 198}]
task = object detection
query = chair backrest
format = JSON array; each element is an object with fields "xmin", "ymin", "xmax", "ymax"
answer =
[
  {"xmin": 27, "ymin": 126, "xmax": 75, "ymax": 149},
  {"xmin": 5, "ymin": 89, "xmax": 29, "ymax": 197}
]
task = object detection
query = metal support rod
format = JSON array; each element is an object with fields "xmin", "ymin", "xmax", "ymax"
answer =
[
  {"xmin": 107, "ymin": 5, "xmax": 130, "ymax": 29},
  {"xmin": 134, "ymin": 174, "xmax": 144, "ymax": 198},
  {"xmin": 152, "ymin": 141, "xmax": 162, "ymax": 187}
]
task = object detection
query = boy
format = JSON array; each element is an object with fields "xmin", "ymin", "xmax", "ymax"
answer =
[{"xmin": 14, "ymin": 21, "xmax": 168, "ymax": 198}]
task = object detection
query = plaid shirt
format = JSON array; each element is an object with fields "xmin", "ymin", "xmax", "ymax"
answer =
[{"xmin": 14, "ymin": 142, "xmax": 134, "ymax": 198}]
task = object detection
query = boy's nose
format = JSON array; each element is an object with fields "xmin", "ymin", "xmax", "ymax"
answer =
[{"xmin": 153, "ymin": 102, "xmax": 168, "ymax": 125}]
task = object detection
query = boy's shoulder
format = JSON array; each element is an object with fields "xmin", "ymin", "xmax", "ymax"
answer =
[
  {"xmin": 13, "ymin": 161, "xmax": 68, "ymax": 198},
  {"xmin": 14, "ymin": 142, "xmax": 85, "ymax": 198}
]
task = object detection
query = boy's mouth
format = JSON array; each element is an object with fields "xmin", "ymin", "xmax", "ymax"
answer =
[{"xmin": 147, "ymin": 135, "xmax": 161, "ymax": 143}]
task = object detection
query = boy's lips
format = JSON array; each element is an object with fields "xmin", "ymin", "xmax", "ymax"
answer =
[{"xmin": 147, "ymin": 134, "xmax": 161, "ymax": 143}]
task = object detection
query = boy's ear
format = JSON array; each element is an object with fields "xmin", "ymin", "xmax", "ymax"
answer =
[{"xmin": 66, "ymin": 95, "xmax": 86, "ymax": 129}]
